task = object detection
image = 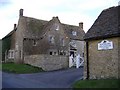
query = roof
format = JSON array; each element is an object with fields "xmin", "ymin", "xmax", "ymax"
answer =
[
  {"xmin": 22, "ymin": 16, "xmax": 48, "ymax": 38},
  {"xmin": 3, "ymin": 15, "xmax": 85, "ymax": 40},
  {"xmin": 62, "ymin": 24, "xmax": 85, "ymax": 40},
  {"xmin": 21, "ymin": 16, "xmax": 85, "ymax": 40},
  {"xmin": 84, "ymin": 6, "xmax": 120, "ymax": 40},
  {"xmin": 2, "ymin": 29, "xmax": 16, "ymax": 40}
]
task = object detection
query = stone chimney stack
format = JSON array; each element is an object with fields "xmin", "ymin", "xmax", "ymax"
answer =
[
  {"xmin": 14, "ymin": 24, "xmax": 17, "ymax": 30},
  {"xmin": 19, "ymin": 9, "xmax": 23, "ymax": 17},
  {"xmin": 79, "ymin": 22, "xmax": 83, "ymax": 30}
]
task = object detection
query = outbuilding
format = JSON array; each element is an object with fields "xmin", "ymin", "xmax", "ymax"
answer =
[{"xmin": 84, "ymin": 6, "xmax": 120, "ymax": 79}]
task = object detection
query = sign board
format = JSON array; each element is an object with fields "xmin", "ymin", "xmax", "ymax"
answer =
[{"xmin": 98, "ymin": 40, "xmax": 113, "ymax": 50}]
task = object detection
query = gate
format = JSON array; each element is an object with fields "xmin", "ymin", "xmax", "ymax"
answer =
[{"xmin": 69, "ymin": 54, "xmax": 84, "ymax": 68}]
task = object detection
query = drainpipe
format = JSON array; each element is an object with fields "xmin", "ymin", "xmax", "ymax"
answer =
[{"xmin": 86, "ymin": 41, "xmax": 89, "ymax": 79}]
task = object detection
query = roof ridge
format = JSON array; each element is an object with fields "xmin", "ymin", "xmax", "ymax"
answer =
[{"xmin": 22, "ymin": 16, "xmax": 49, "ymax": 22}]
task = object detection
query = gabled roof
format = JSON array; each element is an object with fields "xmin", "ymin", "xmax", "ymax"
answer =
[
  {"xmin": 62, "ymin": 24, "xmax": 85, "ymax": 40},
  {"xmin": 84, "ymin": 6, "xmax": 120, "ymax": 40},
  {"xmin": 2, "ymin": 29, "xmax": 16, "ymax": 40},
  {"xmin": 21, "ymin": 16, "xmax": 85, "ymax": 40},
  {"xmin": 3, "ymin": 15, "xmax": 85, "ymax": 40},
  {"xmin": 22, "ymin": 16, "xmax": 48, "ymax": 38}
]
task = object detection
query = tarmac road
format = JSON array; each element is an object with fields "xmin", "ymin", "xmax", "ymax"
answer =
[{"xmin": 2, "ymin": 67, "xmax": 83, "ymax": 88}]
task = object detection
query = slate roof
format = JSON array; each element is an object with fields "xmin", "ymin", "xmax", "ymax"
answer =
[{"xmin": 84, "ymin": 6, "xmax": 120, "ymax": 40}]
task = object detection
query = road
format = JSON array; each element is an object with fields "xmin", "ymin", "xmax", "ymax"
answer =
[{"xmin": 2, "ymin": 67, "xmax": 83, "ymax": 88}]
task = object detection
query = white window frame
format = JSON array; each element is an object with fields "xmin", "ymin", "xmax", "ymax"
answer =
[
  {"xmin": 72, "ymin": 31, "xmax": 77, "ymax": 36},
  {"xmin": 8, "ymin": 50, "xmax": 14, "ymax": 59},
  {"xmin": 49, "ymin": 35, "xmax": 55, "ymax": 44},
  {"xmin": 56, "ymin": 25, "xmax": 59, "ymax": 30}
]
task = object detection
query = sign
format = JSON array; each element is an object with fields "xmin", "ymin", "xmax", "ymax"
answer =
[{"xmin": 98, "ymin": 40, "xmax": 113, "ymax": 50}]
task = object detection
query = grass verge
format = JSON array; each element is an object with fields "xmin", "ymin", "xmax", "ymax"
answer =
[
  {"xmin": 2, "ymin": 62, "xmax": 44, "ymax": 74},
  {"xmin": 73, "ymin": 79, "xmax": 119, "ymax": 88}
]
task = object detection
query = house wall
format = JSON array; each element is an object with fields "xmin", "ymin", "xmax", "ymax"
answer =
[
  {"xmin": 76, "ymin": 40, "xmax": 84, "ymax": 57},
  {"xmin": 23, "ymin": 17, "xmax": 70, "ymax": 56},
  {"xmin": 84, "ymin": 37, "xmax": 119, "ymax": 79},
  {"xmin": 24, "ymin": 55, "xmax": 69, "ymax": 71},
  {"xmin": 15, "ymin": 17, "xmax": 27, "ymax": 63}
]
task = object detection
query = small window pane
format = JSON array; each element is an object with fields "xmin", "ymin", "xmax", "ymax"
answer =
[
  {"xmin": 72, "ymin": 31, "xmax": 77, "ymax": 36},
  {"xmin": 33, "ymin": 40, "xmax": 37, "ymax": 46},
  {"xmin": 50, "ymin": 52, "xmax": 52, "ymax": 55}
]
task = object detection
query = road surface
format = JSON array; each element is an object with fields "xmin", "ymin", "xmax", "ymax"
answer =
[{"xmin": 2, "ymin": 67, "xmax": 83, "ymax": 88}]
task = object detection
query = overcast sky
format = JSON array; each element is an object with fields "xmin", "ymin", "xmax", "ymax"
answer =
[{"xmin": 0, "ymin": 0, "xmax": 119, "ymax": 39}]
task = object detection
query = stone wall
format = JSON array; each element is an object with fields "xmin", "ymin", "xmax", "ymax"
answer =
[
  {"xmin": 24, "ymin": 55, "xmax": 69, "ymax": 71},
  {"xmin": 84, "ymin": 37, "xmax": 119, "ymax": 79}
]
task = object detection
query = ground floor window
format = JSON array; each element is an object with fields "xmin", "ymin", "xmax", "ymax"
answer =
[{"xmin": 8, "ymin": 50, "xmax": 14, "ymax": 59}]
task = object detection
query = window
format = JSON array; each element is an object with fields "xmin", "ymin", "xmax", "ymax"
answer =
[
  {"xmin": 50, "ymin": 52, "xmax": 52, "ymax": 55},
  {"xmin": 60, "ymin": 38, "xmax": 65, "ymax": 46},
  {"xmin": 72, "ymin": 31, "xmax": 77, "ymax": 36},
  {"xmin": 54, "ymin": 52, "xmax": 57, "ymax": 55},
  {"xmin": 70, "ymin": 41, "xmax": 76, "ymax": 48},
  {"xmin": 56, "ymin": 25, "xmax": 59, "ymax": 30},
  {"xmin": 55, "ymin": 24, "xmax": 59, "ymax": 30},
  {"xmin": 8, "ymin": 50, "xmax": 14, "ymax": 59},
  {"xmin": 49, "ymin": 35, "xmax": 54, "ymax": 44},
  {"xmin": 33, "ymin": 40, "xmax": 37, "ymax": 46}
]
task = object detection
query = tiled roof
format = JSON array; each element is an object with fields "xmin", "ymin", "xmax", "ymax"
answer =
[
  {"xmin": 3, "ymin": 16, "xmax": 85, "ymax": 40},
  {"xmin": 21, "ymin": 16, "xmax": 85, "ymax": 40},
  {"xmin": 84, "ymin": 6, "xmax": 120, "ymax": 40}
]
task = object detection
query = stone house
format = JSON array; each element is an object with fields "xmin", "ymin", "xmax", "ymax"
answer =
[
  {"xmin": 84, "ymin": 6, "xmax": 120, "ymax": 79},
  {"xmin": 2, "ymin": 9, "xmax": 85, "ymax": 71}
]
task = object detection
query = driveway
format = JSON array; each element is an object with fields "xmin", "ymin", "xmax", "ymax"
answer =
[{"xmin": 2, "ymin": 67, "xmax": 83, "ymax": 88}]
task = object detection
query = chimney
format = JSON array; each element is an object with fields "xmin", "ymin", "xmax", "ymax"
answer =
[
  {"xmin": 79, "ymin": 22, "xmax": 83, "ymax": 30},
  {"xmin": 52, "ymin": 16, "xmax": 59, "ymax": 20},
  {"xmin": 14, "ymin": 24, "xmax": 17, "ymax": 30},
  {"xmin": 19, "ymin": 9, "xmax": 23, "ymax": 17}
]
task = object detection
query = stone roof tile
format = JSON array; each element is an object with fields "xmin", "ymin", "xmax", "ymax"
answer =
[{"xmin": 84, "ymin": 6, "xmax": 120, "ymax": 40}]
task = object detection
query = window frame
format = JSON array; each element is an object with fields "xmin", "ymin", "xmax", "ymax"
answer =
[
  {"xmin": 8, "ymin": 50, "xmax": 14, "ymax": 59},
  {"xmin": 33, "ymin": 40, "xmax": 37, "ymax": 46},
  {"xmin": 72, "ymin": 31, "xmax": 77, "ymax": 36}
]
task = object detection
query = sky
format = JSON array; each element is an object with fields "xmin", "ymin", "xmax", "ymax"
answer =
[{"xmin": 0, "ymin": 0, "xmax": 119, "ymax": 39}]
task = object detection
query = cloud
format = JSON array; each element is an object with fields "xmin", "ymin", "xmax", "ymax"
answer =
[{"xmin": 0, "ymin": 0, "xmax": 119, "ymax": 38}]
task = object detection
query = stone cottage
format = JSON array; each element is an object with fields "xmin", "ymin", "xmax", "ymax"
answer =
[
  {"xmin": 84, "ymin": 6, "xmax": 120, "ymax": 79},
  {"xmin": 2, "ymin": 9, "xmax": 85, "ymax": 71}
]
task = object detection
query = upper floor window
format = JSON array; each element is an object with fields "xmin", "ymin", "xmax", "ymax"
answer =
[
  {"xmin": 49, "ymin": 35, "xmax": 54, "ymax": 44},
  {"xmin": 56, "ymin": 25, "xmax": 59, "ymax": 30},
  {"xmin": 55, "ymin": 24, "xmax": 59, "ymax": 30},
  {"xmin": 72, "ymin": 31, "xmax": 77, "ymax": 36},
  {"xmin": 70, "ymin": 40, "xmax": 76, "ymax": 48},
  {"xmin": 60, "ymin": 38, "xmax": 65, "ymax": 46}
]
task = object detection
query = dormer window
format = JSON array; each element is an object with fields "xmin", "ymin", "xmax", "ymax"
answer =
[
  {"xmin": 72, "ymin": 31, "xmax": 77, "ymax": 36},
  {"xmin": 55, "ymin": 24, "xmax": 59, "ymax": 30},
  {"xmin": 55, "ymin": 25, "xmax": 59, "ymax": 30}
]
